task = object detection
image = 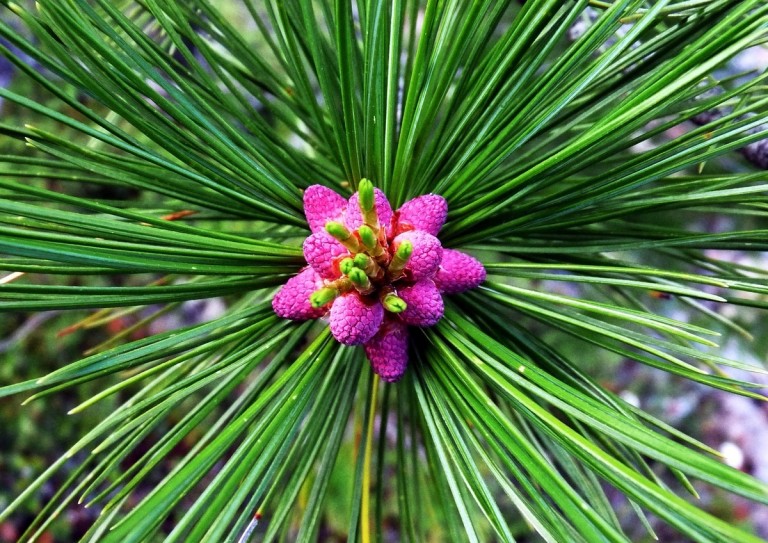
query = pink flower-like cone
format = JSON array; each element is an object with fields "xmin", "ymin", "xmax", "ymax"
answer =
[
  {"xmin": 396, "ymin": 193, "xmax": 448, "ymax": 236},
  {"xmin": 304, "ymin": 185, "xmax": 347, "ymax": 233},
  {"xmin": 398, "ymin": 279, "xmax": 444, "ymax": 327},
  {"xmin": 434, "ymin": 249, "xmax": 487, "ymax": 294},
  {"xmin": 393, "ymin": 230, "xmax": 443, "ymax": 280},
  {"xmin": 303, "ymin": 232, "xmax": 347, "ymax": 279},
  {"xmin": 346, "ymin": 187, "xmax": 393, "ymax": 235},
  {"xmin": 365, "ymin": 319, "xmax": 409, "ymax": 382},
  {"xmin": 330, "ymin": 293, "xmax": 384, "ymax": 345},
  {"xmin": 272, "ymin": 268, "xmax": 327, "ymax": 320},
  {"xmin": 274, "ymin": 181, "xmax": 485, "ymax": 382}
]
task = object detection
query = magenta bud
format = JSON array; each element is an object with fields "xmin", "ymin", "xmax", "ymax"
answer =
[
  {"xmin": 396, "ymin": 193, "xmax": 448, "ymax": 236},
  {"xmin": 392, "ymin": 231, "xmax": 442, "ymax": 280},
  {"xmin": 330, "ymin": 293, "xmax": 384, "ymax": 345},
  {"xmin": 272, "ymin": 268, "xmax": 327, "ymax": 320},
  {"xmin": 398, "ymin": 279, "xmax": 444, "ymax": 327},
  {"xmin": 434, "ymin": 249, "xmax": 486, "ymax": 294},
  {"xmin": 303, "ymin": 231, "xmax": 348, "ymax": 279},
  {"xmin": 304, "ymin": 185, "xmax": 347, "ymax": 233},
  {"xmin": 365, "ymin": 319, "xmax": 409, "ymax": 382}
]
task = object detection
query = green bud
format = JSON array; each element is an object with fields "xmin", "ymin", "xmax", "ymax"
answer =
[
  {"xmin": 388, "ymin": 240, "xmax": 413, "ymax": 278},
  {"xmin": 352, "ymin": 253, "xmax": 384, "ymax": 281},
  {"xmin": 358, "ymin": 178, "xmax": 375, "ymax": 212},
  {"xmin": 358, "ymin": 178, "xmax": 379, "ymax": 228},
  {"xmin": 326, "ymin": 221, "xmax": 351, "ymax": 240},
  {"xmin": 339, "ymin": 257, "xmax": 356, "ymax": 275},
  {"xmin": 382, "ymin": 293, "xmax": 407, "ymax": 313},
  {"xmin": 395, "ymin": 240, "xmax": 413, "ymax": 260},
  {"xmin": 310, "ymin": 287, "xmax": 337, "ymax": 308},
  {"xmin": 353, "ymin": 253, "xmax": 370, "ymax": 269},
  {"xmin": 348, "ymin": 267, "xmax": 371, "ymax": 290},
  {"xmin": 358, "ymin": 225, "xmax": 377, "ymax": 251},
  {"xmin": 325, "ymin": 221, "xmax": 360, "ymax": 252}
]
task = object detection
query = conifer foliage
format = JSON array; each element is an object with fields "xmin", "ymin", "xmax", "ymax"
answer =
[{"xmin": 1, "ymin": 1, "xmax": 768, "ymax": 541}]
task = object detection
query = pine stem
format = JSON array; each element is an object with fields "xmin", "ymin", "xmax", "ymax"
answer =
[{"xmin": 361, "ymin": 375, "xmax": 380, "ymax": 543}]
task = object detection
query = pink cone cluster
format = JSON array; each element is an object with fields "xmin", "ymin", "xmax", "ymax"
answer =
[{"xmin": 272, "ymin": 182, "xmax": 486, "ymax": 382}]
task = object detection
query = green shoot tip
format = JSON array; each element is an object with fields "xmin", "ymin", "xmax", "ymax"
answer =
[
  {"xmin": 348, "ymin": 268, "xmax": 371, "ymax": 289},
  {"xmin": 395, "ymin": 240, "xmax": 413, "ymax": 260},
  {"xmin": 358, "ymin": 179, "xmax": 374, "ymax": 211},
  {"xmin": 382, "ymin": 294, "xmax": 407, "ymax": 313},
  {"xmin": 310, "ymin": 287, "xmax": 337, "ymax": 308},
  {"xmin": 325, "ymin": 221, "xmax": 350, "ymax": 239},
  {"xmin": 339, "ymin": 257, "xmax": 356, "ymax": 275},
  {"xmin": 358, "ymin": 225, "xmax": 377, "ymax": 250}
]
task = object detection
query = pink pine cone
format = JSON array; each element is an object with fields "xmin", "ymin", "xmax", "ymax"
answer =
[
  {"xmin": 304, "ymin": 185, "xmax": 347, "ymax": 233},
  {"xmin": 434, "ymin": 249, "xmax": 486, "ymax": 294},
  {"xmin": 277, "ymin": 184, "xmax": 482, "ymax": 383},
  {"xmin": 393, "ymin": 230, "xmax": 443, "ymax": 280},
  {"xmin": 303, "ymin": 231, "xmax": 347, "ymax": 279},
  {"xmin": 365, "ymin": 319, "xmax": 409, "ymax": 383},
  {"xmin": 272, "ymin": 268, "xmax": 327, "ymax": 320},
  {"xmin": 329, "ymin": 293, "xmax": 384, "ymax": 345},
  {"xmin": 398, "ymin": 279, "xmax": 444, "ymax": 327},
  {"xmin": 396, "ymin": 194, "xmax": 448, "ymax": 236},
  {"xmin": 346, "ymin": 187, "xmax": 393, "ymax": 235}
]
